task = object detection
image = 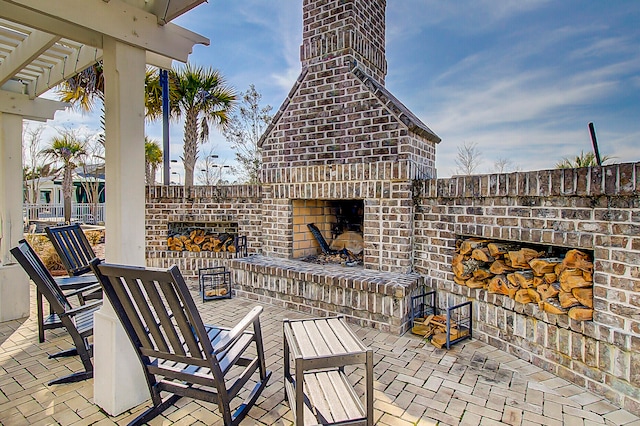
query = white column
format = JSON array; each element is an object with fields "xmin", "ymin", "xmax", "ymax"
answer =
[
  {"xmin": 93, "ymin": 37, "xmax": 149, "ymax": 415},
  {"xmin": 0, "ymin": 112, "xmax": 30, "ymax": 322}
]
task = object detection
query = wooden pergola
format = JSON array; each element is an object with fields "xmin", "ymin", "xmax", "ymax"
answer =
[{"xmin": 0, "ymin": 0, "xmax": 208, "ymax": 415}]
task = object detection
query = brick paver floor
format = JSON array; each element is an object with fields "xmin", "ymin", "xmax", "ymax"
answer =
[{"xmin": 1, "ymin": 285, "xmax": 638, "ymax": 425}]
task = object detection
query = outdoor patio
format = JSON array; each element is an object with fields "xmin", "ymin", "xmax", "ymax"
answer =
[{"xmin": 1, "ymin": 286, "xmax": 638, "ymax": 426}]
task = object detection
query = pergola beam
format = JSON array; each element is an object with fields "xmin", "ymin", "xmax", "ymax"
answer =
[
  {"xmin": 0, "ymin": 89, "xmax": 67, "ymax": 120},
  {"xmin": 1, "ymin": 0, "xmax": 209, "ymax": 63}
]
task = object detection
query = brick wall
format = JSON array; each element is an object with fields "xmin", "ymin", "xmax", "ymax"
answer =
[
  {"xmin": 413, "ymin": 162, "xmax": 640, "ymax": 413},
  {"xmin": 145, "ymin": 162, "xmax": 639, "ymax": 410},
  {"xmin": 145, "ymin": 184, "xmax": 263, "ymax": 278}
]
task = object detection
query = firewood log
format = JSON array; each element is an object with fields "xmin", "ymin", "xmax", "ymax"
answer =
[
  {"xmin": 473, "ymin": 268, "xmax": 493, "ymax": 280},
  {"xmin": 544, "ymin": 273, "xmax": 558, "ymax": 284},
  {"xmin": 582, "ymin": 270, "xmax": 593, "ymax": 282},
  {"xmin": 527, "ymin": 288, "xmax": 541, "ymax": 304},
  {"xmin": 471, "ymin": 248, "xmax": 494, "ymax": 263},
  {"xmin": 515, "ymin": 289, "xmax": 533, "ymax": 304},
  {"xmin": 412, "ymin": 314, "xmax": 435, "ymax": 336},
  {"xmin": 489, "ymin": 259, "xmax": 515, "ymax": 275},
  {"xmin": 507, "ymin": 248, "xmax": 544, "ymax": 269},
  {"xmin": 533, "ymin": 276, "xmax": 545, "ymax": 288},
  {"xmin": 572, "ymin": 287, "xmax": 593, "ymax": 309},
  {"xmin": 559, "ymin": 291, "xmax": 581, "ymax": 308},
  {"xmin": 529, "ymin": 258, "xmax": 562, "ymax": 275},
  {"xmin": 459, "ymin": 238, "xmax": 491, "ymax": 255},
  {"xmin": 537, "ymin": 283, "xmax": 560, "ymax": 300},
  {"xmin": 562, "ymin": 249, "xmax": 593, "ymax": 273},
  {"xmin": 487, "ymin": 242, "xmax": 520, "ymax": 258},
  {"xmin": 205, "ymin": 288, "xmax": 228, "ymax": 297},
  {"xmin": 193, "ymin": 235, "xmax": 205, "ymax": 245},
  {"xmin": 454, "ymin": 257, "xmax": 481, "ymax": 281},
  {"xmin": 539, "ymin": 299, "xmax": 568, "ymax": 315},
  {"xmin": 568, "ymin": 306, "xmax": 593, "ymax": 321},
  {"xmin": 559, "ymin": 269, "xmax": 592, "ymax": 292},
  {"xmin": 507, "ymin": 270, "xmax": 535, "ymax": 288},
  {"xmin": 466, "ymin": 277, "xmax": 487, "ymax": 289},
  {"xmin": 488, "ymin": 275, "xmax": 511, "ymax": 296},
  {"xmin": 453, "ymin": 276, "xmax": 467, "ymax": 286}
]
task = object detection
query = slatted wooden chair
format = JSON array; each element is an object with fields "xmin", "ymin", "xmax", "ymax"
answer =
[
  {"xmin": 90, "ymin": 259, "xmax": 272, "ymax": 426},
  {"xmin": 45, "ymin": 223, "xmax": 100, "ymax": 277},
  {"xmin": 10, "ymin": 239, "xmax": 101, "ymax": 385}
]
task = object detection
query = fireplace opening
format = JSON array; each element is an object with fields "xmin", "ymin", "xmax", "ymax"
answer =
[{"xmin": 292, "ymin": 199, "xmax": 364, "ymax": 265}]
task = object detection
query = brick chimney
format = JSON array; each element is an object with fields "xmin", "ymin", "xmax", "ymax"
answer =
[{"xmin": 300, "ymin": 0, "xmax": 387, "ymax": 84}]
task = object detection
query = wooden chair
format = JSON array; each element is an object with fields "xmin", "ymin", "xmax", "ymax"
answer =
[
  {"xmin": 10, "ymin": 239, "xmax": 101, "ymax": 385},
  {"xmin": 42, "ymin": 224, "xmax": 102, "ymax": 340},
  {"xmin": 90, "ymin": 259, "xmax": 272, "ymax": 426},
  {"xmin": 45, "ymin": 223, "xmax": 100, "ymax": 277}
]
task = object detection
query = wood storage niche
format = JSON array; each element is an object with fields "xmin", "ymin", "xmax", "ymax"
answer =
[
  {"xmin": 452, "ymin": 236, "xmax": 594, "ymax": 321},
  {"xmin": 167, "ymin": 221, "xmax": 239, "ymax": 253}
]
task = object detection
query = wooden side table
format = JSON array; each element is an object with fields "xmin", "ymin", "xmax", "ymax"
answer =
[{"xmin": 283, "ymin": 316, "xmax": 373, "ymax": 425}]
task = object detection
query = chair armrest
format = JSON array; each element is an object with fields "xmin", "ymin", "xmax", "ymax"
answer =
[
  {"xmin": 63, "ymin": 300, "xmax": 102, "ymax": 317},
  {"xmin": 213, "ymin": 306, "xmax": 263, "ymax": 355},
  {"xmin": 63, "ymin": 283, "xmax": 102, "ymax": 298},
  {"xmin": 56, "ymin": 275, "xmax": 98, "ymax": 289}
]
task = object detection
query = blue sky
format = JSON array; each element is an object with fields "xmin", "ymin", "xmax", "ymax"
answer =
[{"xmin": 41, "ymin": 0, "xmax": 640, "ymax": 178}]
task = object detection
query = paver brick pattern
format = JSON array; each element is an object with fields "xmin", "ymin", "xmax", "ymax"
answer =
[{"xmin": 0, "ymin": 285, "xmax": 638, "ymax": 425}]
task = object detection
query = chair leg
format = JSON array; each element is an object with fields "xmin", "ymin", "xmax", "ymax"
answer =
[
  {"xmin": 48, "ymin": 370, "xmax": 93, "ymax": 385},
  {"xmin": 37, "ymin": 290, "xmax": 45, "ymax": 343},
  {"xmin": 230, "ymin": 370, "xmax": 272, "ymax": 426},
  {"xmin": 48, "ymin": 348, "xmax": 79, "ymax": 358},
  {"xmin": 126, "ymin": 394, "xmax": 182, "ymax": 426}
]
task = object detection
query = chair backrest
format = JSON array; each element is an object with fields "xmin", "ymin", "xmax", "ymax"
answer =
[
  {"xmin": 45, "ymin": 224, "xmax": 97, "ymax": 276},
  {"xmin": 11, "ymin": 239, "xmax": 72, "ymax": 314},
  {"xmin": 91, "ymin": 261, "xmax": 217, "ymax": 374}
]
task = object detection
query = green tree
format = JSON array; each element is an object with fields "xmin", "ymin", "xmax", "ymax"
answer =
[
  {"xmin": 222, "ymin": 84, "xmax": 272, "ymax": 183},
  {"xmin": 168, "ymin": 64, "xmax": 236, "ymax": 188},
  {"xmin": 145, "ymin": 137, "xmax": 163, "ymax": 185},
  {"xmin": 41, "ymin": 130, "xmax": 87, "ymax": 223},
  {"xmin": 555, "ymin": 151, "xmax": 612, "ymax": 169}
]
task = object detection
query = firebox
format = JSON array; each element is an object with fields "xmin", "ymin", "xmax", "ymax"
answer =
[{"xmin": 292, "ymin": 199, "xmax": 364, "ymax": 259}]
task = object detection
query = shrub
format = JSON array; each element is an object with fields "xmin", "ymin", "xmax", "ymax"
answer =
[{"xmin": 25, "ymin": 234, "xmax": 65, "ymax": 272}]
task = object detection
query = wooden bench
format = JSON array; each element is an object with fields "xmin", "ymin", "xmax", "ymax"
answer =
[{"xmin": 283, "ymin": 316, "xmax": 373, "ymax": 425}]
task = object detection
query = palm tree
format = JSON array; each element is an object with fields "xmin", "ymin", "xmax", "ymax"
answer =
[
  {"xmin": 41, "ymin": 131, "xmax": 87, "ymax": 223},
  {"xmin": 145, "ymin": 137, "xmax": 163, "ymax": 185},
  {"xmin": 556, "ymin": 151, "xmax": 612, "ymax": 169},
  {"xmin": 57, "ymin": 62, "xmax": 105, "ymax": 111},
  {"xmin": 168, "ymin": 64, "xmax": 235, "ymax": 188}
]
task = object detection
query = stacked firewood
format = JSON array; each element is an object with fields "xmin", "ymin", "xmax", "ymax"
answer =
[
  {"xmin": 412, "ymin": 314, "xmax": 470, "ymax": 348},
  {"xmin": 452, "ymin": 238, "xmax": 593, "ymax": 321},
  {"xmin": 168, "ymin": 230, "xmax": 237, "ymax": 253}
]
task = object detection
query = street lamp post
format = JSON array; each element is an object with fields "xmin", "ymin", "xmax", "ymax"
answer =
[{"xmin": 171, "ymin": 171, "xmax": 181, "ymax": 185}]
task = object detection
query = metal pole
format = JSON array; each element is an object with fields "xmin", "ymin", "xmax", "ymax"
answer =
[
  {"xmin": 161, "ymin": 69, "xmax": 170, "ymax": 185},
  {"xmin": 588, "ymin": 122, "xmax": 602, "ymax": 166}
]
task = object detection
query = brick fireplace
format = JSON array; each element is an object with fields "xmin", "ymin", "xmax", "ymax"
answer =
[{"xmin": 258, "ymin": 0, "xmax": 440, "ymax": 273}]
